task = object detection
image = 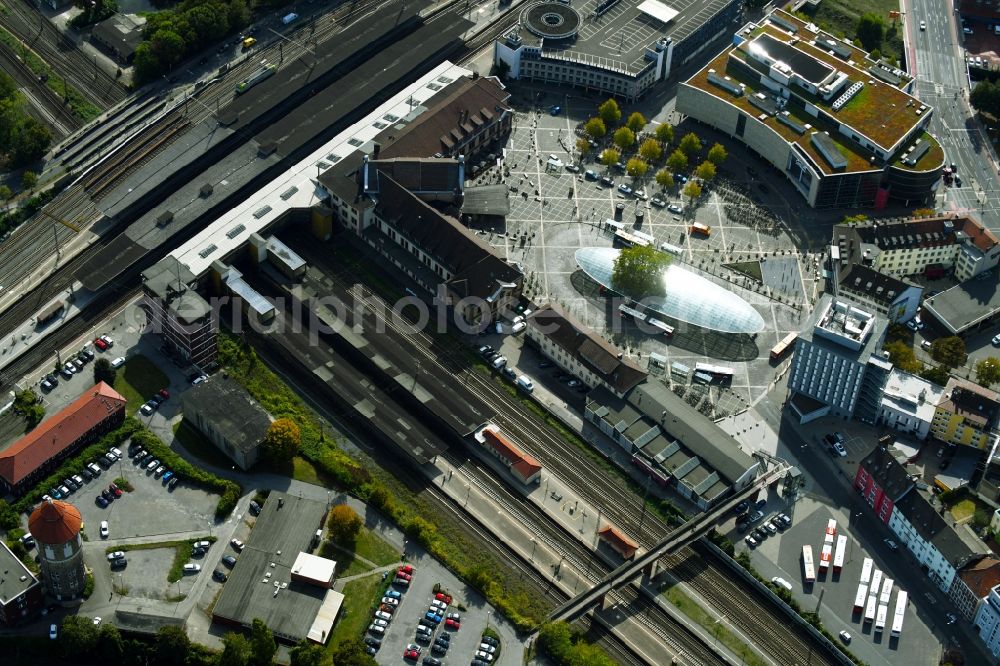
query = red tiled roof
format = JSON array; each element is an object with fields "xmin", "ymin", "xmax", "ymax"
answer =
[
  {"xmin": 598, "ymin": 525, "xmax": 639, "ymax": 557},
  {"xmin": 958, "ymin": 556, "xmax": 1000, "ymax": 598},
  {"xmin": 482, "ymin": 427, "xmax": 542, "ymax": 480},
  {"xmin": 28, "ymin": 499, "xmax": 82, "ymax": 545},
  {"xmin": 0, "ymin": 382, "xmax": 125, "ymax": 486}
]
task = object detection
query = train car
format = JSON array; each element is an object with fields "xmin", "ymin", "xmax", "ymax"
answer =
[
  {"xmin": 833, "ymin": 534, "xmax": 847, "ymax": 573},
  {"xmin": 864, "ymin": 595, "xmax": 877, "ymax": 624},
  {"xmin": 819, "ymin": 543, "xmax": 832, "ymax": 572},
  {"xmin": 853, "ymin": 584, "xmax": 868, "ymax": 613},
  {"xmin": 36, "ymin": 300, "xmax": 65, "ymax": 327},
  {"xmin": 875, "ymin": 603, "xmax": 888, "ymax": 633},
  {"xmin": 769, "ymin": 332, "xmax": 797, "ymax": 361},
  {"xmin": 879, "ymin": 577, "xmax": 894, "ymax": 606},
  {"xmin": 891, "ymin": 590, "xmax": 908, "ymax": 638},
  {"xmin": 824, "ymin": 518, "xmax": 837, "ymax": 544},
  {"xmin": 235, "ymin": 63, "xmax": 277, "ymax": 94},
  {"xmin": 860, "ymin": 557, "xmax": 873, "ymax": 585},
  {"xmin": 802, "ymin": 545, "xmax": 816, "ymax": 583}
]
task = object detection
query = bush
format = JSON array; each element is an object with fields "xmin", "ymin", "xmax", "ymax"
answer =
[{"xmin": 82, "ymin": 571, "xmax": 94, "ymax": 598}]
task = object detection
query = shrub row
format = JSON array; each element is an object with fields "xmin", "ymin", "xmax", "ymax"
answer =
[
  {"xmin": 129, "ymin": 428, "xmax": 241, "ymax": 518},
  {"xmin": 537, "ymin": 622, "xmax": 616, "ymax": 666}
]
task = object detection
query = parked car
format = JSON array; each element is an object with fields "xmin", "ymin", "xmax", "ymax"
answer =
[
  {"xmin": 50, "ymin": 624, "xmax": 58, "ymax": 639},
  {"xmin": 213, "ymin": 570, "xmax": 228, "ymax": 582},
  {"xmin": 230, "ymin": 539, "xmax": 244, "ymax": 551},
  {"xmin": 100, "ymin": 521, "xmax": 109, "ymax": 538},
  {"xmin": 107, "ymin": 551, "xmax": 125, "ymax": 561},
  {"xmin": 183, "ymin": 563, "xmax": 201, "ymax": 574},
  {"xmin": 745, "ymin": 535, "xmax": 758, "ymax": 548},
  {"xmin": 368, "ymin": 624, "xmax": 386, "ymax": 635},
  {"xmin": 146, "ymin": 459, "xmax": 160, "ymax": 471},
  {"xmin": 248, "ymin": 500, "xmax": 261, "ymax": 515},
  {"xmin": 374, "ymin": 610, "xmax": 392, "ymax": 622},
  {"xmin": 111, "ymin": 356, "xmax": 126, "ymax": 368}
]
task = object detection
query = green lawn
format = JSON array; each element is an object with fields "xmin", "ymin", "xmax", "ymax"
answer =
[
  {"xmin": 114, "ymin": 355, "xmax": 169, "ymax": 411},
  {"xmin": 353, "ymin": 528, "xmax": 401, "ymax": 567},
  {"xmin": 326, "ymin": 574, "xmax": 386, "ymax": 648},
  {"xmin": 663, "ymin": 584, "xmax": 768, "ymax": 666},
  {"xmin": 951, "ymin": 498, "xmax": 977, "ymax": 521}
]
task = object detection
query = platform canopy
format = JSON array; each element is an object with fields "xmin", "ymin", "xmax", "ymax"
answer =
[{"xmin": 637, "ymin": 0, "xmax": 679, "ymax": 24}]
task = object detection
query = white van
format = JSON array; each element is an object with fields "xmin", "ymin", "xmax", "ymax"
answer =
[
  {"xmin": 516, "ymin": 375, "xmax": 534, "ymax": 392},
  {"xmin": 771, "ymin": 576, "xmax": 793, "ymax": 592}
]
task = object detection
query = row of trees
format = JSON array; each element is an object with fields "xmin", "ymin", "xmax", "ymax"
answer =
[
  {"xmin": 134, "ymin": 0, "xmax": 251, "ymax": 84},
  {"xmin": 0, "ymin": 72, "xmax": 52, "ymax": 169},
  {"xmin": 883, "ymin": 326, "xmax": 1000, "ymax": 389},
  {"xmin": 537, "ymin": 622, "xmax": 617, "ymax": 666},
  {"xmin": 970, "ymin": 78, "xmax": 1000, "ymax": 121}
]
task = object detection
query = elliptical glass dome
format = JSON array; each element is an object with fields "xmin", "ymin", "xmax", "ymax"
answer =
[{"xmin": 574, "ymin": 247, "xmax": 765, "ymax": 335}]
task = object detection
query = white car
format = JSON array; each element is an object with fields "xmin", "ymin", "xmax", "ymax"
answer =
[
  {"xmin": 100, "ymin": 335, "xmax": 114, "ymax": 348},
  {"xmin": 479, "ymin": 643, "xmax": 497, "ymax": 654},
  {"xmin": 667, "ymin": 203, "xmax": 683, "ymax": 214},
  {"xmin": 100, "ymin": 521, "xmax": 109, "ymax": 538},
  {"xmin": 191, "ymin": 374, "xmax": 208, "ymax": 385},
  {"xmin": 839, "ymin": 630, "xmax": 851, "ymax": 643},
  {"xmin": 49, "ymin": 624, "xmax": 57, "ymax": 639},
  {"xmin": 992, "ymin": 333, "xmax": 1000, "ymax": 347},
  {"xmin": 370, "ymin": 618, "xmax": 388, "ymax": 628},
  {"xmin": 92, "ymin": 617, "xmax": 102, "ymax": 626},
  {"xmin": 474, "ymin": 651, "xmax": 494, "ymax": 662},
  {"xmin": 230, "ymin": 538, "xmax": 244, "ymax": 551},
  {"xmin": 430, "ymin": 600, "xmax": 447, "ymax": 611},
  {"xmin": 111, "ymin": 356, "xmax": 126, "ymax": 368},
  {"xmin": 183, "ymin": 563, "xmax": 201, "ymax": 573},
  {"xmin": 374, "ymin": 610, "xmax": 392, "ymax": 621},
  {"xmin": 919, "ymin": 20, "xmax": 926, "ymax": 30},
  {"xmin": 491, "ymin": 356, "xmax": 507, "ymax": 369},
  {"xmin": 381, "ymin": 596, "xmax": 400, "ymax": 606},
  {"xmin": 833, "ymin": 442, "xmax": 847, "ymax": 457},
  {"xmin": 511, "ymin": 321, "xmax": 526, "ymax": 334},
  {"xmin": 109, "ymin": 447, "xmax": 122, "ymax": 459},
  {"xmin": 368, "ymin": 624, "xmax": 386, "ymax": 635},
  {"xmin": 107, "ymin": 551, "xmax": 125, "ymax": 561},
  {"xmin": 516, "ymin": 375, "xmax": 533, "ymax": 392}
]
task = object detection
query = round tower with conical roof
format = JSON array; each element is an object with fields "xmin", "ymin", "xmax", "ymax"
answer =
[{"xmin": 28, "ymin": 499, "xmax": 85, "ymax": 599}]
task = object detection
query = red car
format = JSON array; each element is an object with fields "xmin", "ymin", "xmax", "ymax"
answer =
[
  {"xmin": 403, "ymin": 649, "xmax": 419, "ymax": 660},
  {"xmin": 109, "ymin": 484, "xmax": 122, "ymax": 498},
  {"xmin": 445, "ymin": 618, "xmax": 460, "ymax": 630},
  {"xmin": 435, "ymin": 592, "xmax": 452, "ymax": 604},
  {"xmin": 396, "ymin": 571, "xmax": 412, "ymax": 582},
  {"xmin": 94, "ymin": 338, "xmax": 108, "ymax": 351},
  {"xmin": 398, "ymin": 564, "xmax": 413, "ymax": 575},
  {"xmin": 159, "ymin": 388, "xmax": 170, "ymax": 400}
]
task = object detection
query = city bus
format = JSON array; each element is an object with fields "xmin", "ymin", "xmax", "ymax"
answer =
[
  {"xmin": 864, "ymin": 595, "xmax": 877, "ymax": 624},
  {"xmin": 646, "ymin": 317, "xmax": 675, "ymax": 338},
  {"xmin": 659, "ymin": 241, "xmax": 684, "ymax": 257},
  {"xmin": 870, "ymin": 570, "xmax": 883, "ymax": 601},
  {"xmin": 879, "ymin": 577, "xmax": 894, "ymax": 606},
  {"xmin": 874, "ymin": 603, "xmax": 888, "ymax": 633},
  {"xmin": 832, "ymin": 534, "xmax": 847, "ymax": 573},
  {"xmin": 824, "ymin": 518, "xmax": 837, "ymax": 544},
  {"xmin": 618, "ymin": 304, "xmax": 675, "ymax": 338},
  {"xmin": 819, "ymin": 543, "xmax": 832, "ymax": 572},
  {"xmin": 802, "ymin": 545, "xmax": 816, "ymax": 583},
  {"xmin": 694, "ymin": 362, "xmax": 734, "ymax": 381},
  {"xmin": 613, "ymin": 229, "xmax": 653, "ymax": 248},
  {"xmin": 769, "ymin": 332, "xmax": 798, "ymax": 361},
  {"xmin": 860, "ymin": 557, "xmax": 873, "ymax": 585},
  {"xmin": 853, "ymin": 584, "xmax": 868, "ymax": 613},
  {"xmin": 891, "ymin": 590, "xmax": 908, "ymax": 638}
]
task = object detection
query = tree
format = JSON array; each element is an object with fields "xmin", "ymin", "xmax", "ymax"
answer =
[
  {"xmin": 611, "ymin": 245, "xmax": 671, "ymax": 298},
  {"xmin": 625, "ymin": 111, "xmax": 646, "ymax": 133},
  {"xmin": 599, "ymin": 148, "xmax": 620, "ymax": 168},
  {"xmin": 613, "ymin": 126, "xmax": 635, "ymax": 152},
  {"xmin": 12, "ymin": 119, "xmax": 51, "ymax": 166},
  {"xmin": 885, "ymin": 323, "xmax": 910, "ymax": 344},
  {"xmin": 0, "ymin": 184, "xmax": 12, "ymax": 202},
  {"xmin": 666, "ymin": 149, "xmax": 688, "ymax": 173},
  {"xmin": 638, "ymin": 138, "xmax": 662, "ymax": 163},
  {"xmin": 655, "ymin": 169, "xmax": 674, "ymax": 190},
  {"xmin": 930, "ymin": 336, "xmax": 967, "ymax": 368},
  {"xmin": 0, "ymin": 499, "xmax": 19, "ymax": 530},
  {"xmin": 290, "ymin": 641, "xmax": 329, "ymax": 666},
  {"xmin": 249, "ymin": 619, "xmax": 276, "ymax": 666},
  {"xmin": 576, "ymin": 137, "xmax": 591, "ymax": 157},
  {"xmin": 682, "ymin": 180, "xmax": 702, "ymax": 203},
  {"xmin": 97, "ymin": 624, "xmax": 125, "ymax": 663},
  {"xmin": 654, "ymin": 122, "xmax": 674, "ymax": 145},
  {"xmin": 856, "ymin": 13, "xmax": 885, "ymax": 51},
  {"xmin": 153, "ymin": 625, "xmax": 189, "ymax": 666},
  {"xmin": 327, "ymin": 504, "xmax": 363, "ymax": 544},
  {"xmin": 885, "ymin": 340, "xmax": 922, "ymax": 373},
  {"xmin": 695, "ymin": 160, "xmax": 717, "ymax": 181},
  {"xmin": 261, "ymin": 418, "xmax": 301, "ymax": 464},
  {"xmin": 94, "ymin": 357, "xmax": 117, "ymax": 386},
  {"xmin": 625, "ymin": 158, "xmax": 648, "ymax": 179},
  {"xmin": 14, "ymin": 389, "xmax": 44, "ymax": 428},
  {"xmin": 919, "ymin": 364, "xmax": 950, "ymax": 386},
  {"xmin": 329, "ymin": 639, "xmax": 377, "ymax": 666},
  {"xmin": 970, "ymin": 79, "xmax": 1000, "ymax": 118},
  {"xmin": 60, "ymin": 615, "xmax": 99, "ymax": 656},
  {"xmin": 219, "ymin": 633, "xmax": 251, "ymax": 666},
  {"xmin": 706, "ymin": 143, "xmax": 728, "ymax": 165},
  {"xmin": 584, "ymin": 117, "xmax": 606, "ymax": 140},
  {"xmin": 598, "ymin": 98, "xmax": 621, "ymax": 126},
  {"xmin": 678, "ymin": 132, "xmax": 702, "ymax": 157},
  {"xmin": 21, "ymin": 170, "xmax": 37, "ymax": 191},
  {"xmin": 977, "ymin": 357, "xmax": 1000, "ymax": 387}
]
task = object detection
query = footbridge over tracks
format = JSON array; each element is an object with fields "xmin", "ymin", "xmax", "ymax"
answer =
[{"xmin": 548, "ymin": 464, "xmax": 790, "ymax": 622}]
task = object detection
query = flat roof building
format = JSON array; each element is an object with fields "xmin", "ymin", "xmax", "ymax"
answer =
[
  {"xmin": 931, "ymin": 377, "xmax": 1000, "ymax": 450},
  {"xmin": 141, "ymin": 257, "xmax": 218, "ymax": 370},
  {"xmin": 90, "ymin": 15, "xmax": 143, "ymax": 64},
  {"xmin": 494, "ymin": 0, "xmax": 743, "ymax": 101},
  {"xmin": 678, "ymin": 9, "xmax": 943, "ymax": 209},
  {"xmin": 877, "ymin": 369, "xmax": 944, "ymax": 441},
  {"xmin": 0, "ymin": 540, "xmax": 42, "ymax": 626},
  {"xmin": 923, "ymin": 274, "xmax": 1000, "ymax": 336},
  {"xmin": 180, "ymin": 376, "xmax": 273, "ymax": 470},
  {"xmin": 212, "ymin": 494, "xmax": 341, "ymax": 644}
]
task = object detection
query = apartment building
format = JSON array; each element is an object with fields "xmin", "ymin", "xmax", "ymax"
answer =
[{"xmin": 931, "ymin": 377, "xmax": 1000, "ymax": 449}]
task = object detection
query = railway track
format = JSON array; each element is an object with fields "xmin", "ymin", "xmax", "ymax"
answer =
[
  {"xmin": 0, "ymin": 0, "xmax": 127, "ymax": 110},
  {"xmin": 0, "ymin": 39, "xmax": 79, "ymax": 137}
]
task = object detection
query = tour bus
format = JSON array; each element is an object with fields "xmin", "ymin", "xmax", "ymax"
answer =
[
  {"xmin": 659, "ymin": 241, "xmax": 684, "ymax": 257},
  {"xmin": 859, "ymin": 557, "xmax": 873, "ymax": 585},
  {"xmin": 890, "ymin": 590, "xmax": 908, "ymax": 638},
  {"xmin": 770, "ymin": 332, "xmax": 798, "ymax": 361},
  {"xmin": 832, "ymin": 534, "xmax": 847, "ymax": 573},
  {"xmin": 879, "ymin": 578, "xmax": 894, "ymax": 606},
  {"xmin": 874, "ymin": 604, "xmax": 889, "ymax": 634},
  {"xmin": 870, "ymin": 570, "xmax": 883, "ymax": 601},
  {"xmin": 853, "ymin": 584, "xmax": 868, "ymax": 613},
  {"xmin": 802, "ymin": 545, "xmax": 816, "ymax": 583},
  {"xmin": 819, "ymin": 543, "xmax": 832, "ymax": 572},
  {"xmin": 618, "ymin": 304, "xmax": 674, "ymax": 338},
  {"xmin": 864, "ymin": 595, "xmax": 878, "ymax": 624}
]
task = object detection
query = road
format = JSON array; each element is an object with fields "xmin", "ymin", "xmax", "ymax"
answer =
[{"xmin": 906, "ymin": 0, "xmax": 1000, "ymax": 228}]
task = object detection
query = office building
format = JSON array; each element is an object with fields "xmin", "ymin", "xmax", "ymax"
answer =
[
  {"xmin": 877, "ymin": 369, "xmax": 944, "ymax": 440},
  {"xmin": 141, "ymin": 257, "xmax": 218, "ymax": 370}
]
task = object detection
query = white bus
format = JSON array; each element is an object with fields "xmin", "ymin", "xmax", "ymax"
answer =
[
  {"xmin": 860, "ymin": 557, "xmax": 873, "ymax": 585},
  {"xmin": 802, "ymin": 545, "xmax": 816, "ymax": 583},
  {"xmin": 819, "ymin": 543, "xmax": 832, "ymax": 572},
  {"xmin": 853, "ymin": 584, "xmax": 868, "ymax": 613},
  {"xmin": 824, "ymin": 518, "xmax": 837, "ymax": 544},
  {"xmin": 613, "ymin": 229, "xmax": 653, "ymax": 248},
  {"xmin": 891, "ymin": 591, "xmax": 908, "ymax": 638},
  {"xmin": 875, "ymin": 603, "xmax": 888, "ymax": 633},
  {"xmin": 659, "ymin": 242, "xmax": 684, "ymax": 256},
  {"xmin": 833, "ymin": 534, "xmax": 847, "ymax": 573},
  {"xmin": 864, "ymin": 595, "xmax": 877, "ymax": 624},
  {"xmin": 870, "ymin": 570, "xmax": 883, "ymax": 600},
  {"xmin": 694, "ymin": 362, "xmax": 734, "ymax": 381},
  {"xmin": 879, "ymin": 578, "xmax": 894, "ymax": 606}
]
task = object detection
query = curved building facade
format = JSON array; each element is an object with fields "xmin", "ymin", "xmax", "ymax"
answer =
[
  {"xmin": 28, "ymin": 500, "xmax": 85, "ymax": 600},
  {"xmin": 574, "ymin": 247, "xmax": 764, "ymax": 334}
]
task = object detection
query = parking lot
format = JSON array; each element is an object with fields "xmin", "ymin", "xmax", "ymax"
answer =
[
  {"xmin": 370, "ymin": 565, "xmax": 516, "ymax": 666},
  {"xmin": 485, "ymin": 91, "xmax": 837, "ymax": 407}
]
